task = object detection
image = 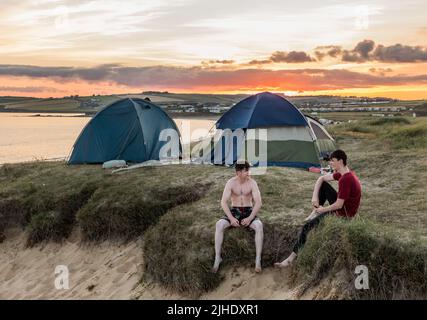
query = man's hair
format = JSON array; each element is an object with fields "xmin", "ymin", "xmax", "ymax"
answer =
[
  {"xmin": 329, "ymin": 149, "xmax": 347, "ymax": 166},
  {"xmin": 235, "ymin": 160, "xmax": 250, "ymax": 172}
]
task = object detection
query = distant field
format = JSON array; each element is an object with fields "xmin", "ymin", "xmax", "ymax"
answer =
[
  {"xmin": 314, "ymin": 112, "xmax": 404, "ymax": 122},
  {"xmin": 118, "ymin": 94, "xmax": 186, "ymax": 103},
  {"xmin": 142, "ymin": 93, "xmax": 247, "ymax": 104},
  {"xmin": 0, "ymin": 97, "xmax": 35, "ymax": 104},
  {"xmin": 2, "ymin": 98, "xmax": 80, "ymax": 112},
  {"xmin": 0, "ymin": 96, "xmax": 118, "ymax": 113}
]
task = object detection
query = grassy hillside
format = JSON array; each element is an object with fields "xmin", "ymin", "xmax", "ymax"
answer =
[
  {"xmin": 1, "ymin": 98, "xmax": 80, "ymax": 112},
  {"xmin": 0, "ymin": 96, "xmax": 118, "ymax": 113},
  {"xmin": 1, "ymin": 94, "xmax": 425, "ymax": 119},
  {"xmin": 0, "ymin": 93, "xmax": 246, "ymax": 113},
  {"xmin": 0, "ymin": 117, "xmax": 426, "ymax": 299}
]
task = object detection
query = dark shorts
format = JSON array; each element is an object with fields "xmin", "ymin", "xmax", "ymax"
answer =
[{"xmin": 221, "ymin": 207, "xmax": 260, "ymax": 227}]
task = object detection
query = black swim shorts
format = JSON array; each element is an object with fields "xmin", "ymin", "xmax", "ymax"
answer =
[{"xmin": 221, "ymin": 207, "xmax": 259, "ymax": 226}]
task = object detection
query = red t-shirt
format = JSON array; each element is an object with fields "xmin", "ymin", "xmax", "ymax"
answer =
[{"xmin": 333, "ymin": 171, "xmax": 361, "ymax": 217}]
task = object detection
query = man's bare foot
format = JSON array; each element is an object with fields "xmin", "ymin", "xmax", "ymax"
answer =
[
  {"xmin": 212, "ymin": 257, "xmax": 222, "ymax": 273},
  {"xmin": 274, "ymin": 252, "xmax": 297, "ymax": 268},
  {"xmin": 274, "ymin": 260, "xmax": 292, "ymax": 268},
  {"xmin": 255, "ymin": 258, "xmax": 262, "ymax": 273}
]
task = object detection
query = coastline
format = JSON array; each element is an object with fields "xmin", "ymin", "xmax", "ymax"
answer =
[{"xmin": 0, "ymin": 110, "xmax": 222, "ymax": 120}]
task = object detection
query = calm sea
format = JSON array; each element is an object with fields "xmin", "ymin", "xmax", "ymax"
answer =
[{"xmin": 0, "ymin": 113, "xmax": 215, "ymax": 164}]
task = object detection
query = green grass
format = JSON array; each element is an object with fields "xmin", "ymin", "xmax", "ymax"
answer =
[
  {"xmin": 26, "ymin": 181, "xmax": 98, "ymax": 246},
  {"xmin": 143, "ymin": 211, "xmax": 299, "ymax": 296},
  {"xmin": 292, "ymin": 217, "xmax": 427, "ymax": 299},
  {"xmin": 368, "ymin": 117, "xmax": 411, "ymax": 126},
  {"xmin": 77, "ymin": 181, "xmax": 211, "ymax": 241},
  {"xmin": 3, "ymin": 98, "xmax": 80, "ymax": 112},
  {"xmin": 329, "ymin": 117, "xmax": 427, "ymax": 150},
  {"xmin": 0, "ymin": 163, "xmax": 212, "ymax": 245},
  {"xmin": 386, "ymin": 123, "xmax": 427, "ymax": 150}
]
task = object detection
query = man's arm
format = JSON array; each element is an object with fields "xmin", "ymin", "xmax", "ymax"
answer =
[
  {"xmin": 221, "ymin": 181, "xmax": 239, "ymax": 227},
  {"xmin": 316, "ymin": 198, "xmax": 344, "ymax": 214},
  {"xmin": 316, "ymin": 175, "xmax": 349, "ymax": 214},
  {"xmin": 311, "ymin": 173, "xmax": 335, "ymax": 208},
  {"xmin": 241, "ymin": 180, "xmax": 262, "ymax": 226}
]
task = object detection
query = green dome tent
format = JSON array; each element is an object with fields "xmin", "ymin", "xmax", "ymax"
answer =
[
  {"xmin": 68, "ymin": 98, "xmax": 181, "ymax": 164},
  {"xmin": 202, "ymin": 92, "xmax": 336, "ymax": 168}
]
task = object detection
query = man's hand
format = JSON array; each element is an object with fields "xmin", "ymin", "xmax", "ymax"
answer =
[
  {"xmin": 230, "ymin": 217, "xmax": 240, "ymax": 227},
  {"xmin": 314, "ymin": 206, "xmax": 325, "ymax": 214},
  {"xmin": 240, "ymin": 217, "xmax": 253, "ymax": 227},
  {"xmin": 311, "ymin": 198, "xmax": 319, "ymax": 209}
]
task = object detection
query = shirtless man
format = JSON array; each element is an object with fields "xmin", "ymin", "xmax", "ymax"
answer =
[{"xmin": 212, "ymin": 160, "xmax": 263, "ymax": 273}]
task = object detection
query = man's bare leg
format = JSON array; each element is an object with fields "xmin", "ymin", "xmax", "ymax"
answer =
[
  {"xmin": 274, "ymin": 252, "xmax": 297, "ymax": 268},
  {"xmin": 213, "ymin": 219, "xmax": 230, "ymax": 273},
  {"xmin": 250, "ymin": 220, "xmax": 263, "ymax": 273},
  {"xmin": 304, "ymin": 209, "xmax": 317, "ymax": 221}
]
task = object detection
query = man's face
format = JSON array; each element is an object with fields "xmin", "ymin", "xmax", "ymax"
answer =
[
  {"xmin": 236, "ymin": 169, "xmax": 249, "ymax": 179},
  {"xmin": 329, "ymin": 158, "xmax": 342, "ymax": 171}
]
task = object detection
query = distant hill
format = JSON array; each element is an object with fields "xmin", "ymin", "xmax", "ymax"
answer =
[
  {"xmin": 0, "ymin": 93, "xmax": 247, "ymax": 114},
  {"xmin": 1, "ymin": 92, "xmax": 426, "ymax": 115}
]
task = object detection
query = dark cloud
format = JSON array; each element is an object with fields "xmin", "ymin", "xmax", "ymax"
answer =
[
  {"xmin": 247, "ymin": 50, "xmax": 315, "ymax": 65},
  {"xmin": 207, "ymin": 60, "xmax": 235, "ymax": 64},
  {"xmin": 354, "ymin": 39, "xmax": 375, "ymax": 59},
  {"xmin": 318, "ymin": 40, "xmax": 427, "ymax": 63},
  {"xmin": 247, "ymin": 59, "xmax": 271, "ymax": 65},
  {"xmin": 341, "ymin": 39, "xmax": 375, "ymax": 62},
  {"xmin": 0, "ymin": 64, "xmax": 121, "ymax": 81},
  {"xmin": 200, "ymin": 40, "xmax": 427, "ymax": 68},
  {"xmin": 270, "ymin": 51, "xmax": 315, "ymax": 63},
  {"xmin": 1, "ymin": 64, "xmax": 427, "ymax": 91},
  {"xmin": 314, "ymin": 51, "xmax": 325, "ymax": 61},
  {"xmin": 373, "ymin": 44, "xmax": 427, "ymax": 62},
  {"xmin": 201, "ymin": 60, "xmax": 235, "ymax": 67},
  {"xmin": 314, "ymin": 45, "xmax": 342, "ymax": 60},
  {"xmin": 369, "ymin": 67, "xmax": 393, "ymax": 76}
]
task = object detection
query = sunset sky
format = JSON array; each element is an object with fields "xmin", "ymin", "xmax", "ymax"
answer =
[{"xmin": 1, "ymin": 0, "xmax": 427, "ymax": 99}]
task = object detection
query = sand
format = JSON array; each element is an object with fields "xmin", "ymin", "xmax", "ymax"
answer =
[
  {"xmin": 133, "ymin": 268, "xmax": 317, "ymax": 300},
  {"xmin": 0, "ymin": 229, "xmax": 334, "ymax": 300},
  {"xmin": 0, "ymin": 229, "xmax": 143, "ymax": 299}
]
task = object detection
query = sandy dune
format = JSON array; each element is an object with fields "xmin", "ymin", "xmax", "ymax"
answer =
[
  {"xmin": 0, "ymin": 229, "xmax": 329, "ymax": 300},
  {"xmin": 134, "ymin": 268, "xmax": 300, "ymax": 300},
  {"xmin": 0, "ymin": 229, "xmax": 143, "ymax": 299}
]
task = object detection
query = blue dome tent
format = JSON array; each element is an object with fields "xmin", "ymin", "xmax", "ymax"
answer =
[
  {"xmin": 203, "ymin": 92, "xmax": 336, "ymax": 168},
  {"xmin": 68, "ymin": 98, "xmax": 181, "ymax": 164}
]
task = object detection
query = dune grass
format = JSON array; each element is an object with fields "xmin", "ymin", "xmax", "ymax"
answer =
[
  {"xmin": 0, "ymin": 117, "xmax": 426, "ymax": 298},
  {"xmin": 77, "ymin": 180, "xmax": 211, "ymax": 241},
  {"xmin": 0, "ymin": 163, "xmax": 212, "ymax": 245},
  {"xmin": 329, "ymin": 117, "xmax": 427, "ymax": 150},
  {"xmin": 368, "ymin": 117, "xmax": 411, "ymax": 126},
  {"xmin": 292, "ymin": 217, "xmax": 427, "ymax": 299},
  {"xmin": 386, "ymin": 123, "xmax": 427, "ymax": 150},
  {"xmin": 143, "ymin": 208, "xmax": 299, "ymax": 296}
]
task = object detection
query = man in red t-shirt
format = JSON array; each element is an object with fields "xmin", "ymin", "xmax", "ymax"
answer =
[{"xmin": 275, "ymin": 149, "xmax": 361, "ymax": 268}]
